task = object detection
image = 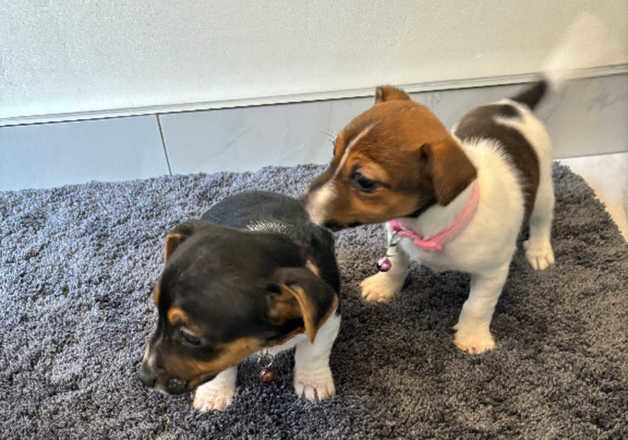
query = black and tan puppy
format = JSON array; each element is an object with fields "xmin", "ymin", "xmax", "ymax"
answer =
[{"xmin": 140, "ymin": 191, "xmax": 341, "ymax": 412}]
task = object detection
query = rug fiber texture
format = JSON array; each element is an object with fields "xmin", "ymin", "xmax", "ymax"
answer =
[{"xmin": 0, "ymin": 164, "xmax": 626, "ymax": 439}]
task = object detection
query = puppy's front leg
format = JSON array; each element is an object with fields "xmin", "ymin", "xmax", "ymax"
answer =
[
  {"xmin": 294, "ymin": 312, "xmax": 340, "ymax": 402},
  {"xmin": 192, "ymin": 366, "xmax": 237, "ymax": 412},
  {"xmin": 454, "ymin": 263, "xmax": 510, "ymax": 354},
  {"xmin": 360, "ymin": 223, "xmax": 410, "ymax": 302}
]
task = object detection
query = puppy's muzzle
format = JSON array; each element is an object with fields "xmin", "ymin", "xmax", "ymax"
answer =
[
  {"xmin": 139, "ymin": 361, "xmax": 158, "ymax": 388},
  {"xmin": 139, "ymin": 360, "xmax": 189, "ymax": 394},
  {"xmin": 165, "ymin": 377, "xmax": 187, "ymax": 394}
]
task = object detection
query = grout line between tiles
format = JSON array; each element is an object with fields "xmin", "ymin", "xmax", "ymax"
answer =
[{"xmin": 155, "ymin": 114, "xmax": 173, "ymax": 176}]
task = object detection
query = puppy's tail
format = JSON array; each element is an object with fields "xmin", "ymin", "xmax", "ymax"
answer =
[
  {"xmin": 510, "ymin": 81, "xmax": 548, "ymax": 111},
  {"xmin": 510, "ymin": 12, "xmax": 622, "ymax": 110}
]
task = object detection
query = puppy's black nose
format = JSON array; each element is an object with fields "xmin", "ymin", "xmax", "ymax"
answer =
[
  {"xmin": 139, "ymin": 363, "xmax": 157, "ymax": 388},
  {"xmin": 167, "ymin": 378, "xmax": 187, "ymax": 394}
]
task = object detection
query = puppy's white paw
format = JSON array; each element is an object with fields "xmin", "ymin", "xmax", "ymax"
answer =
[
  {"xmin": 192, "ymin": 384, "xmax": 235, "ymax": 412},
  {"xmin": 524, "ymin": 239, "xmax": 555, "ymax": 271},
  {"xmin": 294, "ymin": 366, "xmax": 335, "ymax": 402},
  {"xmin": 360, "ymin": 272, "xmax": 402, "ymax": 303},
  {"xmin": 453, "ymin": 325, "xmax": 496, "ymax": 354}
]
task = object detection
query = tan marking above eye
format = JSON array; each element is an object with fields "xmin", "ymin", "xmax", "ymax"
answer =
[
  {"xmin": 167, "ymin": 307, "xmax": 188, "ymax": 326},
  {"xmin": 355, "ymin": 161, "xmax": 390, "ymax": 185},
  {"xmin": 341, "ymin": 153, "xmax": 391, "ymax": 192}
]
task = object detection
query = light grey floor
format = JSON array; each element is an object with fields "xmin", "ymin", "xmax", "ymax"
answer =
[{"xmin": 560, "ymin": 153, "xmax": 628, "ymax": 240}]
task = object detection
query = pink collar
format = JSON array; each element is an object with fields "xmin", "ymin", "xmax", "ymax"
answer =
[{"xmin": 389, "ymin": 180, "xmax": 480, "ymax": 251}]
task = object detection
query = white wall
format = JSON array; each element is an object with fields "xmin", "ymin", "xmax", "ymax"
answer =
[{"xmin": 1, "ymin": 0, "xmax": 626, "ymax": 122}]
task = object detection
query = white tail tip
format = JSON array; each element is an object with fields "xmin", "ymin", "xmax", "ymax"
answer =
[{"xmin": 542, "ymin": 12, "xmax": 624, "ymax": 91}]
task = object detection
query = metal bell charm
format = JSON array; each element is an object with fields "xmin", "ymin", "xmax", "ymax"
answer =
[
  {"xmin": 257, "ymin": 349, "xmax": 275, "ymax": 383},
  {"xmin": 377, "ymin": 256, "xmax": 392, "ymax": 272},
  {"xmin": 259, "ymin": 368, "xmax": 276, "ymax": 383}
]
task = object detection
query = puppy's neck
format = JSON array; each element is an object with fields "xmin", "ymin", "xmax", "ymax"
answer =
[{"xmin": 398, "ymin": 179, "xmax": 478, "ymax": 239}]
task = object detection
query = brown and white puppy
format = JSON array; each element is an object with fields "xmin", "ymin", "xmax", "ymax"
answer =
[
  {"xmin": 140, "ymin": 191, "xmax": 340, "ymax": 411},
  {"xmin": 303, "ymin": 82, "xmax": 557, "ymax": 354}
]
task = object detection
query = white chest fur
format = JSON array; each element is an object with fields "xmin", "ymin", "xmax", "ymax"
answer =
[{"xmin": 399, "ymin": 138, "xmax": 525, "ymax": 274}]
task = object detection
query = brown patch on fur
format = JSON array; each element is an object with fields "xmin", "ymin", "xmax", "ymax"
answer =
[
  {"xmin": 157, "ymin": 283, "xmax": 338, "ymax": 389},
  {"xmin": 304, "ymin": 86, "xmax": 477, "ymax": 226},
  {"xmin": 422, "ymin": 138, "xmax": 477, "ymax": 205},
  {"xmin": 267, "ymin": 284, "xmax": 326, "ymax": 343},
  {"xmin": 287, "ymin": 285, "xmax": 319, "ymax": 343},
  {"xmin": 161, "ymin": 337, "xmax": 265, "ymax": 388},
  {"xmin": 267, "ymin": 286, "xmax": 303, "ymax": 323},
  {"xmin": 164, "ymin": 232, "xmax": 185, "ymax": 263},
  {"xmin": 166, "ymin": 307, "xmax": 188, "ymax": 326},
  {"xmin": 153, "ymin": 284, "xmax": 160, "ymax": 306},
  {"xmin": 268, "ymin": 290, "xmax": 338, "ymax": 345},
  {"xmin": 455, "ymin": 104, "xmax": 539, "ymax": 221},
  {"xmin": 163, "ymin": 296, "xmax": 339, "ymax": 389},
  {"xmin": 305, "ymin": 260, "xmax": 320, "ymax": 276}
]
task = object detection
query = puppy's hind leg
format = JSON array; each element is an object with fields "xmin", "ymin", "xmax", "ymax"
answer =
[
  {"xmin": 454, "ymin": 263, "xmax": 510, "ymax": 354},
  {"xmin": 294, "ymin": 312, "xmax": 340, "ymax": 402},
  {"xmin": 193, "ymin": 366, "xmax": 237, "ymax": 412},
  {"xmin": 525, "ymin": 172, "xmax": 555, "ymax": 270},
  {"xmin": 360, "ymin": 222, "xmax": 410, "ymax": 302}
]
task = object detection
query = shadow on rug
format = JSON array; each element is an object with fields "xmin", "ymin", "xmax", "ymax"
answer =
[{"xmin": 0, "ymin": 164, "xmax": 626, "ymax": 439}]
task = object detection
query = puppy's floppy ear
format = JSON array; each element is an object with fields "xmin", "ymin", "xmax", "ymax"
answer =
[
  {"xmin": 266, "ymin": 267, "xmax": 338, "ymax": 343},
  {"xmin": 375, "ymin": 85, "xmax": 411, "ymax": 103},
  {"xmin": 420, "ymin": 138, "xmax": 477, "ymax": 206},
  {"xmin": 163, "ymin": 220, "xmax": 209, "ymax": 262}
]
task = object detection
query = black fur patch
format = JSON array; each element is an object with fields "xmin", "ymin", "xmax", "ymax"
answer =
[
  {"xmin": 202, "ymin": 191, "xmax": 340, "ymax": 291},
  {"xmin": 455, "ymin": 105, "xmax": 540, "ymax": 222}
]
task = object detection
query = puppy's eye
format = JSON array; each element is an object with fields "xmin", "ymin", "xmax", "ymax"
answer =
[
  {"xmin": 178, "ymin": 328, "xmax": 202, "ymax": 346},
  {"xmin": 353, "ymin": 171, "xmax": 378, "ymax": 192}
]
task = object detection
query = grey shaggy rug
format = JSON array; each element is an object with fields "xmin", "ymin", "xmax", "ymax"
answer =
[{"xmin": 0, "ymin": 164, "xmax": 626, "ymax": 440}]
